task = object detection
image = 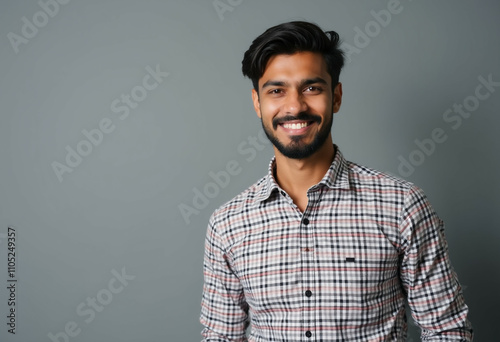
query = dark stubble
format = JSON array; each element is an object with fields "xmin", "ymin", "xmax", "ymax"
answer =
[{"xmin": 261, "ymin": 111, "xmax": 333, "ymax": 159}]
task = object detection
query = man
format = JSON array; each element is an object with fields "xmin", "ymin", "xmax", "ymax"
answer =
[{"xmin": 200, "ymin": 21, "xmax": 473, "ymax": 341}]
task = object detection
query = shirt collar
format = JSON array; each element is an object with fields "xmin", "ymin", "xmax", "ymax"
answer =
[{"xmin": 253, "ymin": 145, "xmax": 351, "ymax": 204}]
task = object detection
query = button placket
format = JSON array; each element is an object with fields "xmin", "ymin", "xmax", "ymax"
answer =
[{"xmin": 301, "ymin": 191, "xmax": 318, "ymax": 341}]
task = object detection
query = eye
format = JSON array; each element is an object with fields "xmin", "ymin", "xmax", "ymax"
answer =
[
  {"xmin": 304, "ymin": 86, "xmax": 323, "ymax": 94},
  {"xmin": 268, "ymin": 88, "xmax": 284, "ymax": 95}
]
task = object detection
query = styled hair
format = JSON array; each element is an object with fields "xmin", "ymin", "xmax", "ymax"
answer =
[{"xmin": 241, "ymin": 21, "xmax": 345, "ymax": 92}]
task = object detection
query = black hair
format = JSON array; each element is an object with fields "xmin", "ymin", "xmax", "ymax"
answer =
[{"xmin": 241, "ymin": 21, "xmax": 345, "ymax": 92}]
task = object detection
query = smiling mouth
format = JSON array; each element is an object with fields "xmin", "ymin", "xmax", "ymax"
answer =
[
  {"xmin": 281, "ymin": 121, "xmax": 310, "ymax": 129},
  {"xmin": 273, "ymin": 113, "xmax": 321, "ymax": 130},
  {"xmin": 278, "ymin": 120, "xmax": 315, "ymax": 134}
]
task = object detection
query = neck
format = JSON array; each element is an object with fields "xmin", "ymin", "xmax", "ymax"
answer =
[{"xmin": 274, "ymin": 137, "xmax": 335, "ymax": 198}]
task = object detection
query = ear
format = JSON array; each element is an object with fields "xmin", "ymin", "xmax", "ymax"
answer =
[
  {"xmin": 333, "ymin": 82, "xmax": 343, "ymax": 113},
  {"xmin": 252, "ymin": 89, "xmax": 261, "ymax": 118}
]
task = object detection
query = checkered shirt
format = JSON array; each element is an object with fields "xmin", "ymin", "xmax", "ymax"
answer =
[{"xmin": 200, "ymin": 146, "xmax": 473, "ymax": 341}]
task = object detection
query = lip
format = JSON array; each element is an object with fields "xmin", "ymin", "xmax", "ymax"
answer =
[{"xmin": 278, "ymin": 120, "xmax": 315, "ymax": 135}]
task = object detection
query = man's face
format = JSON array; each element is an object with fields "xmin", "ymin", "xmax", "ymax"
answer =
[{"xmin": 252, "ymin": 51, "xmax": 342, "ymax": 159}]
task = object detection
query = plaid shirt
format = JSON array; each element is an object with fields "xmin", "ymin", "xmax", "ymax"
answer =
[{"xmin": 200, "ymin": 146, "xmax": 473, "ymax": 341}]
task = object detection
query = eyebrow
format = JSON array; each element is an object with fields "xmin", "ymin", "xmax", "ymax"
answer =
[{"xmin": 261, "ymin": 77, "xmax": 328, "ymax": 90}]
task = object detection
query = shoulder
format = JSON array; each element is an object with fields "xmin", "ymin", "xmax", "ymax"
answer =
[
  {"xmin": 345, "ymin": 158, "xmax": 438, "ymax": 218},
  {"xmin": 208, "ymin": 174, "xmax": 269, "ymax": 231},
  {"xmin": 345, "ymin": 159, "xmax": 417, "ymax": 193},
  {"xmin": 342, "ymin": 159, "xmax": 435, "ymax": 214}
]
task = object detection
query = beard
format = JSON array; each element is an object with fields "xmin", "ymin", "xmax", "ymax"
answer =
[{"xmin": 261, "ymin": 111, "xmax": 333, "ymax": 160}]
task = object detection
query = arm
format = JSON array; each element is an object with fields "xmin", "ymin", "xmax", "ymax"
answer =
[
  {"xmin": 200, "ymin": 216, "xmax": 250, "ymax": 342},
  {"xmin": 399, "ymin": 186, "xmax": 473, "ymax": 341}
]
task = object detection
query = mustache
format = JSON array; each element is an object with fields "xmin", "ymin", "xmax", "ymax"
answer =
[{"xmin": 272, "ymin": 112, "xmax": 322, "ymax": 130}]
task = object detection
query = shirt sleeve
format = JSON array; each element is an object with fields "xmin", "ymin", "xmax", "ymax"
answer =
[
  {"xmin": 200, "ymin": 215, "xmax": 250, "ymax": 342},
  {"xmin": 399, "ymin": 186, "xmax": 473, "ymax": 341}
]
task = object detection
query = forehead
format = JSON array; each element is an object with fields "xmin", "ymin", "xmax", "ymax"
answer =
[{"xmin": 259, "ymin": 51, "xmax": 330, "ymax": 87}]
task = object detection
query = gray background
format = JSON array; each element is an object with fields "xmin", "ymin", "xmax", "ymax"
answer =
[{"xmin": 0, "ymin": 0, "xmax": 498, "ymax": 341}]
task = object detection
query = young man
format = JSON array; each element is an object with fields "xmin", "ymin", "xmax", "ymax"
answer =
[{"xmin": 200, "ymin": 21, "xmax": 473, "ymax": 341}]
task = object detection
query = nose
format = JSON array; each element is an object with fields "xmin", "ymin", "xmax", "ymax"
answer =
[{"xmin": 283, "ymin": 90, "xmax": 308, "ymax": 115}]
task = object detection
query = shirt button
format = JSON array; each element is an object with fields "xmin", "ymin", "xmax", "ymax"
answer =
[
  {"xmin": 302, "ymin": 218, "xmax": 309, "ymax": 225},
  {"xmin": 280, "ymin": 190, "xmax": 286, "ymax": 197},
  {"xmin": 305, "ymin": 331, "xmax": 312, "ymax": 338},
  {"xmin": 305, "ymin": 290, "xmax": 312, "ymax": 297}
]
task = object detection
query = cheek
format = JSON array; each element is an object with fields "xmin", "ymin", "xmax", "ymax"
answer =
[
  {"xmin": 259, "ymin": 100, "xmax": 281, "ymax": 118},
  {"xmin": 310, "ymin": 99, "xmax": 331, "ymax": 116}
]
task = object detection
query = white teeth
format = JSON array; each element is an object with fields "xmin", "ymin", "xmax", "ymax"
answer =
[{"xmin": 283, "ymin": 122, "xmax": 308, "ymax": 129}]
